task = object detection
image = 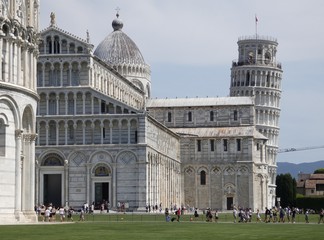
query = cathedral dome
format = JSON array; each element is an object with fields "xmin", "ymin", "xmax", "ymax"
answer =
[{"xmin": 94, "ymin": 14, "xmax": 146, "ymax": 66}]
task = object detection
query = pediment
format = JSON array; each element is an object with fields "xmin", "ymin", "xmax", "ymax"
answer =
[{"xmin": 39, "ymin": 26, "xmax": 93, "ymax": 50}]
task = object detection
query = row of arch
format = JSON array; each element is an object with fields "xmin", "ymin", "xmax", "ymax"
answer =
[
  {"xmin": 39, "ymin": 34, "xmax": 89, "ymax": 55},
  {"xmin": 37, "ymin": 61, "xmax": 88, "ymax": 87},
  {"xmin": 92, "ymin": 62, "xmax": 145, "ymax": 109},
  {"xmin": 38, "ymin": 149, "xmax": 138, "ymax": 167},
  {"xmin": 0, "ymin": 8, "xmax": 36, "ymax": 43},
  {"xmin": 0, "ymin": 26, "xmax": 38, "ymax": 91},
  {"xmin": 37, "ymin": 59, "xmax": 145, "ymax": 111},
  {"xmin": 231, "ymin": 70, "xmax": 282, "ymax": 89},
  {"xmin": 37, "ymin": 91, "xmax": 134, "ymax": 116},
  {"xmin": 36, "ymin": 118, "xmax": 138, "ymax": 146},
  {"xmin": 255, "ymin": 108, "xmax": 281, "ymax": 128},
  {"xmin": 185, "ymin": 165, "xmax": 251, "ymax": 176},
  {"xmin": 230, "ymin": 90, "xmax": 281, "ymax": 109},
  {"xmin": 112, "ymin": 63, "xmax": 151, "ymax": 82}
]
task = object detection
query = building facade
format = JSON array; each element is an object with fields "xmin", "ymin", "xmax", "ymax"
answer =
[
  {"xmin": 0, "ymin": 0, "xmax": 39, "ymax": 223},
  {"xmin": 297, "ymin": 173, "xmax": 324, "ymax": 196},
  {"xmin": 35, "ymin": 14, "xmax": 283, "ymax": 212},
  {"xmin": 35, "ymin": 14, "xmax": 181, "ymax": 211}
]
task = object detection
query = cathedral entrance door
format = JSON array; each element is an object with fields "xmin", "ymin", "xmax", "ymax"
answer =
[
  {"xmin": 227, "ymin": 197, "xmax": 233, "ymax": 210},
  {"xmin": 94, "ymin": 182, "xmax": 109, "ymax": 208},
  {"xmin": 43, "ymin": 174, "xmax": 62, "ymax": 207}
]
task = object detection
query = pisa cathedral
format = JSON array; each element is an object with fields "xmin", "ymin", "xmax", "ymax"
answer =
[{"xmin": 0, "ymin": 1, "xmax": 283, "ymax": 223}]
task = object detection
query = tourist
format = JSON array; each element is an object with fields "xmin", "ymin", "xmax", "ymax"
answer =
[
  {"xmin": 318, "ymin": 209, "xmax": 324, "ymax": 224},
  {"xmin": 233, "ymin": 207, "xmax": 237, "ymax": 223},
  {"xmin": 40, "ymin": 205, "xmax": 45, "ymax": 222},
  {"xmin": 67, "ymin": 208, "xmax": 74, "ymax": 221},
  {"xmin": 291, "ymin": 207, "xmax": 296, "ymax": 223},
  {"xmin": 194, "ymin": 208, "xmax": 199, "ymax": 220},
  {"xmin": 51, "ymin": 206, "xmax": 56, "ymax": 221},
  {"xmin": 305, "ymin": 209, "xmax": 309, "ymax": 223},
  {"xmin": 279, "ymin": 207, "xmax": 285, "ymax": 223},
  {"xmin": 79, "ymin": 208, "xmax": 85, "ymax": 221},
  {"xmin": 256, "ymin": 209, "xmax": 261, "ymax": 223},
  {"xmin": 165, "ymin": 208, "xmax": 170, "ymax": 222},
  {"xmin": 214, "ymin": 210, "xmax": 219, "ymax": 223},
  {"xmin": 45, "ymin": 207, "xmax": 51, "ymax": 222},
  {"xmin": 59, "ymin": 206, "xmax": 65, "ymax": 222},
  {"xmin": 176, "ymin": 208, "xmax": 181, "ymax": 222}
]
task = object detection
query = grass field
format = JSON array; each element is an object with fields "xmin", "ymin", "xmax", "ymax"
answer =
[{"xmin": 1, "ymin": 213, "xmax": 324, "ymax": 240}]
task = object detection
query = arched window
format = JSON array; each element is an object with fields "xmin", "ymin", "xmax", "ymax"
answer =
[
  {"xmin": 54, "ymin": 37, "xmax": 60, "ymax": 54},
  {"xmin": 0, "ymin": 119, "xmax": 6, "ymax": 156},
  {"xmin": 94, "ymin": 165, "xmax": 111, "ymax": 176},
  {"xmin": 72, "ymin": 70, "xmax": 79, "ymax": 86},
  {"xmin": 200, "ymin": 170, "xmax": 206, "ymax": 185},
  {"xmin": 43, "ymin": 154, "xmax": 63, "ymax": 166},
  {"xmin": 48, "ymin": 97, "xmax": 56, "ymax": 115}
]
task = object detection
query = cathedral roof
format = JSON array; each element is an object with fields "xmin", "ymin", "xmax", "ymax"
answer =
[
  {"xmin": 94, "ymin": 14, "xmax": 146, "ymax": 66},
  {"xmin": 146, "ymin": 97, "xmax": 254, "ymax": 108}
]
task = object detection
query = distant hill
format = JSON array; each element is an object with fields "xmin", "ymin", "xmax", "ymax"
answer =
[{"xmin": 277, "ymin": 160, "xmax": 324, "ymax": 179}]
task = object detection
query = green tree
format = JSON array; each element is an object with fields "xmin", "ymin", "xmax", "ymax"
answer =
[
  {"xmin": 276, "ymin": 173, "xmax": 296, "ymax": 207},
  {"xmin": 314, "ymin": 168, "xmax": 324, "ymax": 174}
]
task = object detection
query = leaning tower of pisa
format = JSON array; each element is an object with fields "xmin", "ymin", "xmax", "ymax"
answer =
[{"xmin": 230, "ymin": 35, "xmax": 283, "ymax": 207}]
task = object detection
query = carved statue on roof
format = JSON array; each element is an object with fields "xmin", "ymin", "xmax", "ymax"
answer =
[{"xmin": 50, "ymin": 12, "xmax": 56, "ymax": 26}]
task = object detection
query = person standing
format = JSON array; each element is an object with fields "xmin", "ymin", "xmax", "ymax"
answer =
[
  {"xmin": 214, "ymin": 210, "xmax": 219, "ymax": 223},
  {"xmin": 233, "ymin": 207, "xmax": 237, "ymax": 223},
  {"xmin": 305, "ymin": 209, "xmax": 309, "ymax": 223},
  {"xmin": 176, "ymin": 208, "xmax": 181, "ymax": 222},
  {"xmin": 256, "ymin": 209, "xmax": 261, "ymax": 223},
  {"xmin": 59, "ymin": 206, "xmax": 65, "ymax": 222},
  {"xmin": 194, "ymin": 208, "xmax": 199, "ymax": 220},
  {"xmin": 318, "ymin": 209, "xmax": 324, "ymax": 224},
  {"xmin": 79, "ymin": 208, "xmax": 85, "ymax": 221},
  {"xmin": 291, "ymin": 207, "xmax": 296, "ymax": 223}
]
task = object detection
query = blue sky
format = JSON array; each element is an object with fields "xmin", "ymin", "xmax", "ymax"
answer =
[{"xmin": 40, "ymin": 0, "xmax": 324, "ymax": 163}]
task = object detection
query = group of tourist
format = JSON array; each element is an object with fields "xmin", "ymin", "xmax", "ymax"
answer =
[
  {"xmin": 232, "ymin": 206, "xmax": 324, "ymax": 224},
  {"xmin": 35, "ymin": 204, "xmax": 74, "ymax": 222}
]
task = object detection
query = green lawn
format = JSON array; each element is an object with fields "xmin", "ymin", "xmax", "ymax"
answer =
[{"xmin": 1, "ymin": 213, "xmax": 324, "ymax": 240}]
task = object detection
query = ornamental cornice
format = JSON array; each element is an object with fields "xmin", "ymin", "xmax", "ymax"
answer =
[{"xmin": 0, "ymin": 82, "xmax": 39, "ymax": 101}]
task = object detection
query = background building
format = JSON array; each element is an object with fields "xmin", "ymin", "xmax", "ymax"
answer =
[
  {"xmin": 0, "ymin": 0, "xmax": 39, "ymax": 223},
  {"xmin": 35, "ymin": 13, "xmax": 282, "ymax": 212}
]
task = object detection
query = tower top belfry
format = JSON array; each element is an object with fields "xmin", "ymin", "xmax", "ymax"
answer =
[{"xmin": 235, "ymin": 35, "xmax": 281, "ymax": 69}]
